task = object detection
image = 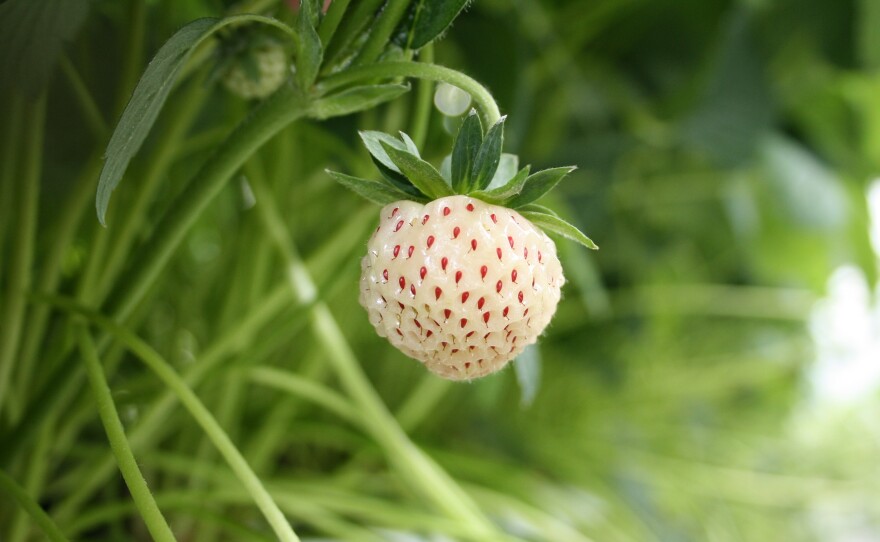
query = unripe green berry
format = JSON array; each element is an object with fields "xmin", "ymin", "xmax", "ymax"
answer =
[{"xmin": 222, "ymin": 45, "xmax": 289, "ymax": 100}]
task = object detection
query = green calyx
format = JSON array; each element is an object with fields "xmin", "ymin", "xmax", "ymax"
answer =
[{"xmin": 326, "ymin": 109, "xmax": 597, "ymax": 249}]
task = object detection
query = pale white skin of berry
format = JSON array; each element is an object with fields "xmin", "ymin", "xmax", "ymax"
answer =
[{"xmin": 359, "ymin": 195, "xmax": 564, "ymax": 381}]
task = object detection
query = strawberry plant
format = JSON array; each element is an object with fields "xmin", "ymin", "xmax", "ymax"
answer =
[
  {"xmin": 3, "ymin": 0, "xmax": 878, "ymax": 540},
  {"xmin": 0, "ymin": 0, "xmax": 592, "ymax": 540}
]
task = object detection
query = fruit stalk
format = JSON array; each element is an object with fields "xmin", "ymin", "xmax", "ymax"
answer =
[
  {"xmin": 317, "ymin": 61, "xmax": 502, "ymax": 127},
  {"xmin": 76, "ymin": 327, "xmax": 176, "ymax": 542}
]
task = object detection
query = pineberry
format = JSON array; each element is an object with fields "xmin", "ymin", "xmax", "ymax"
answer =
[
  {"xmin": 360, "ymin": 196, "xmax": 563, "ymax": 380},
  {"xmin": 328, "ymin": 111, "xmax": 596, "ymax": 380}
]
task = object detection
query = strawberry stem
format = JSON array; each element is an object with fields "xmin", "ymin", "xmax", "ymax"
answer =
[
  {"xmin": 409, "ymin": 43, "xmax": 435, "ymax": 149},
  {"xmin": 317, "ymin": 61, "xmax": 502, "ymax": 127},
  {"xmin": 75, "ymin": 327, "xmax": 177, "ymax": 542}
]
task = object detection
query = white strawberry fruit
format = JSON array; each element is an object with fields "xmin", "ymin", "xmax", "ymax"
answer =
[
  {"xmin": 328, "ymin": 111, "xmax": 597, "ymax": 380},
  {"xmin": 359, "ymin": 196, "xmax": 564, "ymax": 379}
]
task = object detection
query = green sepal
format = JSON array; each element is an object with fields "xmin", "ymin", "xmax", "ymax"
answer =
[
  {"xmin": 520, "ymin": 211, "xmax": 598, "ymax": 250},
  {"xmin": 471, "ymin": 165, "xmax": 530, "ymax": 204},
  {"xmin": 399, "ymin": 131, "xmax": 421, "ymax": 156},
  {"xmin": 507, "ymin": 166, "xmax": 576, "ymax": 208},
  {"xmin": 369, "ymin": 158, "xmax": 420, "ymax": 196},
  {"xmin": 486, "ymin": 153, "xmax": 519, "ymax": 190},
  {"xmin": 294, "ymin": 0, "xmax": 323, "ymax": 89},
  {"xmin": 359, "ymin": 130, "xmax": 409, "ymax": 173},
  {"xmin": 310, "ymin": 83, "xmax": 409, "ymax": 119},
  {"xmin": 517, "ymin": 203, "xmax": 558, "ymax": 216},
  {"xmin": 381, "ymin": 142, "xmax": 455, "ymax": 199},
  {"xmin": 470, "ymin": 116, "xmax": 506, "ymax": 191},
  {"xmin": 326, "ymin": 169, "xmax": 426, "ymax": 205},
  {"xmin": 451, "ymin": 110, "xmax": 483, "ymax": 193},
  {"xmin": 358, "ymin": 131, "xmax": 423, "ymax": 197}
]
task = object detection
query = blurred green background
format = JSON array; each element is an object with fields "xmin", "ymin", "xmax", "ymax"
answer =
[{"xmin": 2, "ymin": 0, "xmax": 879, "ymax": 540}]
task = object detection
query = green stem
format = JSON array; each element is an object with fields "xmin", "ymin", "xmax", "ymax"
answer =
[
  {"xmin": 395, "ymin": 373, "xmax": 451, "ymax": 432},
  {"xmin": 54, "ymin": 298, "xmax": 300, "ymax": 542},
  {"xmin": 48, "ymin": 285, "xmax": 293, "ymax": 522},
  {"xmin": 249, "ymin": 367, "xmax": 365, "ymax": 427},
  {"xmin": 69, "ymin": 495, "xmax": 276, "ymax": 541},
  {"xmin": 49, "ymin": 213, "xmax": 370, "ymax": 519},
  {"xmin": 352, "ymin": 0, "xmax": 411, "ymax": 66},
  {"xmin": 7, "ymin": 412, "xmax": 55, "ymax": 542},
  {"xmin": 0, "ymin": 93, "xmax": 23, "ymax": 309},
  {"xmin": 75, "ymin": 326, "xmax": 177, "ymax": 542},
  {"xmin": 321, "ymin": 0, "xmax": 385, "ymax": 71},
  {"xmin": 104, "ymin": 85, "xmax": 309, "ymax": 323},
  {"xmin": 48, "ymin": 286, "xmax": 291, "ymax": 522},
  {"xmin": 243, "ymin": 350, "xmax": 328, "ymax": 472},
  {"xmin": 318, "ymin": 61, "xmax": 501, "ymax": 127},
  {"xmin": 409, "ymin": 44, "xmax": 434, "ymax": 149},
  {"xmin": 114, "ymin": 0, "xmax": 146, "ymax": 117},
  {"xmin": 309, "ymin": 305, "xmax": 502, "ymax": 538},
  {"xmin": 74, "ymin": 204, "xmax": 112, "ymax": 303},
  {"xmin": 0, "ymin": 469, "xmax": 69, "ymax": 542},
  {"xmin": 12, "ymin": 153, "xmax": 102, "ymax": 422},
  {"xmin": 59, "ymin": 55, "xmax": 108, "ymax": 141},
  {"xmin": 317, "ymin": 0, "xmax": 352, "ymax": 47},
  {"xmin": 0, "ymin": 95, "xmax": 45, "ymax": 418},
  {"xmin": 187, "ymin": 220, "xmax": 264, "ymax": 542}
]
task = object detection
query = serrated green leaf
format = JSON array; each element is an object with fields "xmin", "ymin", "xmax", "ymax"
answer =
[
  {"xmin": 471, "ymin": 116, "xmax": 506, "ymax": 191},
  {"xmin": 294, "ymin": 0, "xmax": 323, "ymax": 89},
  {"xmin": 520, "ymin": 211, "xmax": 598, "ymax": 250},
  {"xmin": 506, "ymin": 166, "xmax": 576, "ymax": 208},
  {"xmin": 95, "ymin": 15, "xmax": 297, "ymax": 225},
  {"xmin": 451, "ymin": 110, "xmax": 483, "ymax": 192},
  {"xmin": 0, "ymin": 0, "xmax": 89, "ymax": 95},
  {"xmin": 399, "ymin": 131, "xmax": 421, "ymax": 157},
  {"xmin": 472, "ymin": 165, "xmax": 530, "ymax": 204},
  {"xmin": 310, "ymin": 83, "xmax": 409, "ymax": 119},
  {"xmin": 394, "ymin": 0, "xmax": 470, "ymax": 50},
  {"xmin": 486, "ymin": 153, "xmax": 519, "ymax": 190},
  {"xmin": 382, "ymin": 143, "xmax": 455, "ymax": 199},
  {"xmin": 359, "ymin": 130, "xmax": 410, "ymax": 173},
  {"xmin": 326, "ymin": 169, "xmax": 422, "ymax": 205}
]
